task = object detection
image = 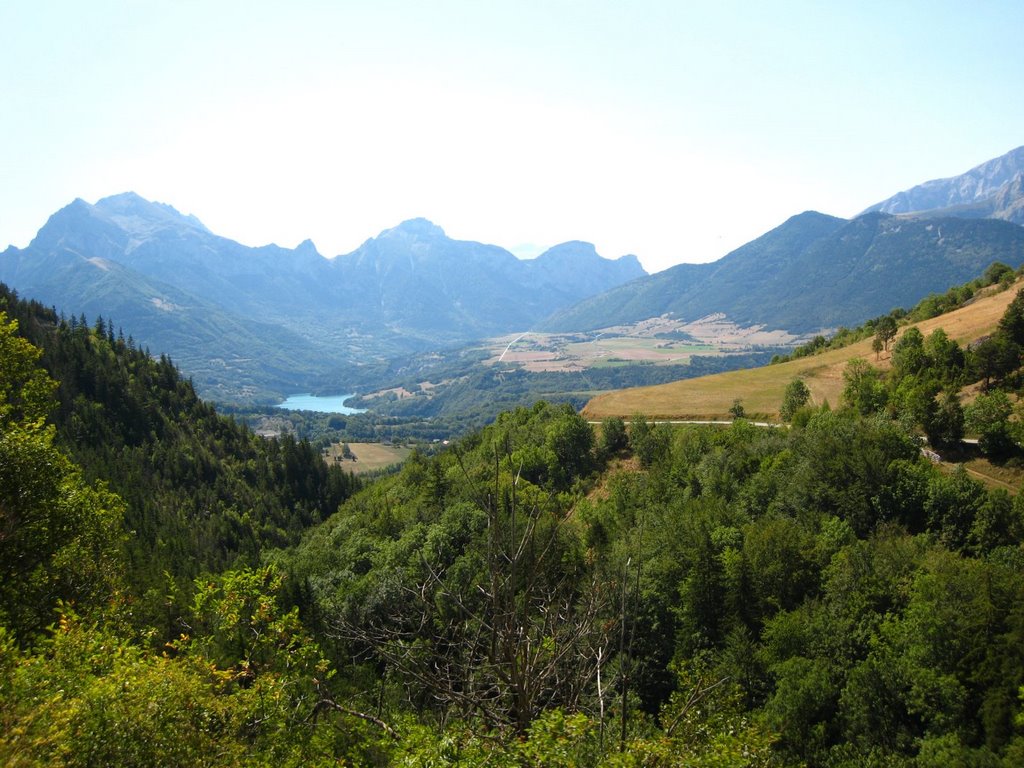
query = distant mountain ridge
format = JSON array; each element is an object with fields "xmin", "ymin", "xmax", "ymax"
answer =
[
  {"xmin": 546, "ymin": 145, "xmax": 1024, "ymax": 335},
  {"xmin": 0, "ymin": 193, "xmax": 645, "ymax": 400},
  {"xmin": 329, "ymin": 218, "xmax": 644, "ymax": 338},
  {"xmin": 863, "ymin": 145, "xmax": 1024, "ymax": 225},
  {"xmin": 5, "ymin": 145, "xmax": 1024, "ymax": 404},
  {"xmin": 543, "ymin": 210, "xmax": 1024, "ymax": 334}
]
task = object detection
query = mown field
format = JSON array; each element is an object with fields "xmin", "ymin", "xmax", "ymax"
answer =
[
  {"xmin": 323, "ymin": 441, "xmax": 414, "ymax": 474},
  {"xmin": 583, "ymin": 283, "xmax": 1020, "ymax": 421}
]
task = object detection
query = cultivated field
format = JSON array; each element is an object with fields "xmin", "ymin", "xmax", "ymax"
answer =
[
  {"xmin": 486, "ymin": 314, "xmax": 804, "ymax": 373},
  {"xmin": 324, "ymin": 441, "xmax": 413, "ymax": 474},
  {"xmin": 583, "ymin": 284, "xmax": 1021, "ymax": 421}
]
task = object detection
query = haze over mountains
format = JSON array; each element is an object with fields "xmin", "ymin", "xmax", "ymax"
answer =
[
  {"xmin": 2, "ymin": 145, "xmax": 1024, "ymax": 403},
  {"xmin": 545, "ymin": 146, "xmax": 1024, "ymax": 334},
  {"xmin": 0, "ymin": 194, "xmax": 644, "ymax": 399},
  {"xmin": 863, "ymin": 145, "xmax": 1024, "ymax": 223},
  {"xmin": 543, "ymin": 211, "xmax": 1024, "ymax": 333}
]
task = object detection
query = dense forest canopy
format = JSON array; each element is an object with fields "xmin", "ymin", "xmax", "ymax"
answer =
[{"xmin": 4, "ymin": 278, "xmax": 1024, "ymax": 765}]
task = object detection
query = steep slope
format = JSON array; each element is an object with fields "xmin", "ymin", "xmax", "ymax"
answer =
[
  {"xmin": 0, "ymin": 226, "xmax": 325, "ymax": 401},
  {"xmin": 863, "ymin": 145, "xmax": 1024, "ymax": 225},
  {"xmin": 582, "ymin": 279, "xmax": 1021, "ymax": 420},
  {"xmin": 0, "ymin": 282, "xmax": 361, "ymax": 598},
  {"xmin": 545, "ymin": 211, "xmax": 1024, "ymax": 334},
  {"xmin": 524, "ymin": 241, "xmax": 645, "ymax": 302},
  {"xmin": 542, "ymin": 211, "xmax": 843, "ymax": 331},
  {"xmin": 29, "ymin": 193, "xmax": 341, "ymax": 330},
  {"xmin": 330, "ymin": 219, "xmax": 538, "ymax": 338}
]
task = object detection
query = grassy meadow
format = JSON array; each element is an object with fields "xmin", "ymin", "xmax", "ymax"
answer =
[
  {"xmin": 324, "ymin": 441, "xmax": 414, "ymax": 474},
  {"xmin": 583, "ymin": 283, "xmax": 1020, "ymax": 421}
]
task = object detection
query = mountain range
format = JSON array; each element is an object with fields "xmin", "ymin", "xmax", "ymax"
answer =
[
  {"xmin": 545, "ymin": 146, "xmax": 1024, "ymax": 334},
  {"xmin": 2, "ymin": 145, "xmax": 1024, "ymax": 403},
  {"xmin": 0, "ymin": 195, "xmax": 644, "ymax": 400},
  {"xmin": 543, "ymin": 210, "xmax": 1024, "ymax": 333},
  {"xmin": 863, "ymin": 145, "xmax": 1024, "ymax": 224}
]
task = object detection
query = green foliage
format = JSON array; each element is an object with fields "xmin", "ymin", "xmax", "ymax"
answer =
[
  {"xmin": 2, "ymin": 615, "xmax": 250, "ymax": 766},
  {"xmin": 780, "ymin": 378, "xmax": 811, "ymax": 421},
  {"xmin": 764, "ymin": 655, "xmax": 837, "ymax": 758},
  {"xmin": 283, "ymin": 402, "xmax": 1024, "ymax": 762},
  {"xmin": 600, "ymin": 415, "xmax": 629, "ymax": 456},
  {"xmin": 544, "ymin": 404, "xmax": 597, "ymax": 489},
  {"xmin": 875, "ymin": 315, "xmax": 898, "ymax": 352},
  {"xmin": 0, "ymin": 312, "xmax": 55, "ymax": 425},
  {"xmin": 621, "ymin": 658, "xmax": 776, "ymax": 766},
  {"xmin": 185, "ymin": 566, "xmax": 327, "ymax": 680},
  {"xmin": 972, "ymin": 334, "xmax": 1021, "ymax": 387},
  {"xmin": 0, "ymin": 312, "xmax": 126, "ymax": 643},
  {"xmin": 286, "ymin": 402, "xmax": 611, "ymax": 737},
  {"xmin": 0, "ymin": 286, "xmax": 361, "ymax": 620},
  {"xmin": 985, "ymin": 261, "xmax": 1016, "ymax": 286},
  {"xmin": 0, "ymin": 573, "xmax": 385, "ymax": 767},
  {"xmin": 10, "ymin": 258, "xmax": 1024, "ymax": 764},
  {"xmin": 924, "ymin": 327, "xmax": 967, "ymax": 385},
  {"xmin": 925, "ymin": 391, "xmax": 965, "ymax": 449},
  {"xmin": 998, "ymin": 284, "xmax": 1024, "ymax": 346},
  {"xmin": 842, "ymin": 358, "xmax": 888, "ymax": 415},
  {"xmin": 629, "ymin": 414, "xmax": 671, "ymax": 468},
  {"xmin": 814, "ymin": 285, "xmax": 1024, "ymax": 465},
  {"xmin": 890, "ymin": 327, "xmax": 927, "ymax": 378},
  {"xmin": 965, "ymin": 390, "xmax": 1015, "ymax": 458},
  {"xmin": 8, "ymin": 387, "xmax": 1024, "ymax": 764}
]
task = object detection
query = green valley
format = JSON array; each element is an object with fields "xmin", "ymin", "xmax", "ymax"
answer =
[
  {"xmin": 6, "ymin": 146, "xmax": 1024, "ymax": 766},
  {"xmin": 6, "ymin": 280, "xmax": 1024, "ymax": 763},
  {"xmin": 6, "ymin": 3, "xmax": 1024, "ymax": 764}
]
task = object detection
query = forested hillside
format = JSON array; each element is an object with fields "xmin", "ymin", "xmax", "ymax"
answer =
[
  {"xmin": 5, "ymin": 275, "xmax": 1024, "ymax": 765},
  {"xmin": 0, "ymin": 285, "xmax": 359, "ymax": 621},
  {"xmin": 544, "ymin": 212, "xmax": 1024, "ymax": 334},
  {"xmin": 274, "ymin": 400, "xmax": 1024, "ymax": 766}
]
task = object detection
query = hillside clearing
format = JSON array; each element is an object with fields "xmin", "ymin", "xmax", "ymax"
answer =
[{"xmin": 323, "ymin": 441, "xmax": 413, "ymax": 474}]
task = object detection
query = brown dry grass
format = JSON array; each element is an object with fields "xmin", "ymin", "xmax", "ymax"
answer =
[
  {"xmin": 584, "ymin": 456, "xmax": 641, "ymax": 504},
  {"xmin": 957, "ymin": 457, "xmax": 1023, "ymax": 494},
  {"xmin": 583, "ymin": 283, "xmax": 1021, "ymax": 421},
  {"xmin": 324, "ymin": 442, "xmax": 413, "ymax": 474}
]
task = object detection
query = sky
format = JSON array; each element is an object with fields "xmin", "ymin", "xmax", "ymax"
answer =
[{"xmin": 1, "ymin": 1, "xmax": 1023, "ymax": 274}]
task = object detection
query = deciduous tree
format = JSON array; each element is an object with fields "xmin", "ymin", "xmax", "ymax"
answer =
[
  {"xmin": 780, "ymin": 378, "xmax": 811, "ymax": 422},
  {"xmin": 874, "ymin": 315, "xmax": 898, "ymax": 352}
]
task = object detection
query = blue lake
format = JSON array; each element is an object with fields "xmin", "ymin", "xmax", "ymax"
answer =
[{"xmin": 275, "ymin": 393, "xmax": 365, "ymax": 414}]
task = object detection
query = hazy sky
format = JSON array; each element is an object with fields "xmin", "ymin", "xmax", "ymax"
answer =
[{"xmin": 2, "ymin": 1, "xmax": 1022, "ymax": 273}]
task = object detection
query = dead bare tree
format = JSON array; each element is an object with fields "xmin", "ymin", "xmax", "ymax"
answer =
[{"xmin": 329, "ymin": 441, "xmax": 613, "ymax": 735}]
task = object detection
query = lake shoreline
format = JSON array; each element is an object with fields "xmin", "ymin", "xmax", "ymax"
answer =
[{"xmin": 274, "ymin": 393, "xmax": 366, "ymax": 414}]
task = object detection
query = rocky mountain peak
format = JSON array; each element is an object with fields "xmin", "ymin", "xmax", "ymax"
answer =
[
  {"xmin": 385, "ymin": 218, "xmax": 447, "ymax": 240},
  {"xmin": 864, "ymin": 145, "xmax": 1024, "ymax": 217},
  {"xmin": 94, "ymin": 192, "xmax": 210, "ymax": 235},
  {"xmin": 536, "ymin": 241, "xmax": 600, "ymax": 261},
  {"xmin": 294, "ymin": 238, "xmax": 321, "ymax": 256}
]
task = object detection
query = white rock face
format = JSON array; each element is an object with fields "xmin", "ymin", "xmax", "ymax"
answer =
[{"xmin": 864, "ymin": 145, "xmax": 1024, "ymax": 216}]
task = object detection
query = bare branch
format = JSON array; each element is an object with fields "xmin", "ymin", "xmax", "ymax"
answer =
[{"xmin": 315, "ymin": 696, "xmax": 400, "ymax": 740}]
